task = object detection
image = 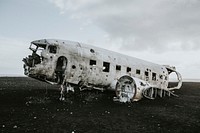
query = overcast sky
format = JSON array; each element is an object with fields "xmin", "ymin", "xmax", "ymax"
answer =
[{"xmin": 0, "ymin": 0, "xmax": 200, "ymax": 79}]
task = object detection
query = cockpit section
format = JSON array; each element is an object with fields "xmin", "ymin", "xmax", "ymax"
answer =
[
  {"xmin": 23, "ymin": 42, "xmax": 46, "ymax": 67},
  {"xmin": 23, "ymin": 40, "xmax": 60, "ymax": 82}
]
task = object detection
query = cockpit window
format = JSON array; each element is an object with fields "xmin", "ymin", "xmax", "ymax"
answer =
[
  {"xmin": 25, "ymin": 43, "xmax": 47, "ymax": 67},
  {"xmin": 29, "ymin": 43, "xmax": 46, "ymax": 52},
  {"xmin": 49, "ymin": 45, "xmax": 57, "ymax": 54},
  {"xmin": 29, "ymin": 44, "xmax": 37, "ymax": 51}
]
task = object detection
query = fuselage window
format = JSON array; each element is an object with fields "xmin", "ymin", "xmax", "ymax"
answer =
[
  {"xmin": 136, "ymin": 69, "xmax": 140, "ymax": 75},
  {"xmin": 127, "ymin": 67, "xmax": 131, "ymax": 72},
  {"xmin": 49, "ymin": 45, "xmax": 57, "ymax": 54},
  {"xmin": 103, "ymin": 62, "xmax": 110, "ymax": 72},
  {"xmin": 116, "ymin": 65, "xmax": 121, "ymax": 71},
  {"xmin": 145, "ymin": 71, "xmax": 149, "ymax": 77},
  {"xmin": 152, "ymin": 72, "xmax": 156, "ymax": 80},
  {"xmin": 145, "ymin": 71, "xmax": 149, "ymax": 81},
  {"xmin": 90, "ymin": 60, "xmax": 96, "ymax": 66}
]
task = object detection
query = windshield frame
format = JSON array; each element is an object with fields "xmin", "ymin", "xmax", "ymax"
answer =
[{"xmin": 29, "ymin": 43, "xmax": 47, "ymax": 52}]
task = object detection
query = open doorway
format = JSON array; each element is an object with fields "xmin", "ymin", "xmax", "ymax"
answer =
[{"xmin": 55, "ymin": 56, "xmax": 67, "ymax": 84}]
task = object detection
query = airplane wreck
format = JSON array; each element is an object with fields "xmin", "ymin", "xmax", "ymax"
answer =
[{"xmin": 23, "ymin": 39, "xmax": 182, "ymax": 103}]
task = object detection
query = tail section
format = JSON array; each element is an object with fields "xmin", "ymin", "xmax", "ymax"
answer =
[{"xmin": 163, "ymin": 65, "xmax": 182, "ymax": 90}]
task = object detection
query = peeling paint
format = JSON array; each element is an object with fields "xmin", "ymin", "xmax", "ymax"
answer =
[{"xmin": 23, "ymin": 39, "xmax": 182, "ymax": 103}]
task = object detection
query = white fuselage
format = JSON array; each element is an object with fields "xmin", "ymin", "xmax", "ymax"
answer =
[{"xmin": 23, "ymin": 39, "xmax": 182, "ymax": 102}]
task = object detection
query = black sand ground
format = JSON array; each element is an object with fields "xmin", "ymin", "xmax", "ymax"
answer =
[{"xmin": 0, "ymin": 77, "xmax": 200, "ymax": 133}]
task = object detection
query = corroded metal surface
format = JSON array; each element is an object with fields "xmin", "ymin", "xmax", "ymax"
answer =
[{"xmin": 23, "ymin": 39, "xmax": 182, "ymax": 102}]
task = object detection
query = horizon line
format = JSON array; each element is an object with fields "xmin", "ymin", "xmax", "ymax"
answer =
[{"xmin": 0, "ymin": 75, "xmax": 200, "ymax": 82}]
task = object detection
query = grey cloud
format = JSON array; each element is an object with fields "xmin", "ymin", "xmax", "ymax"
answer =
[{"xmin": 50, "ymin": 0, "xmax": 200, "ymax": 52}]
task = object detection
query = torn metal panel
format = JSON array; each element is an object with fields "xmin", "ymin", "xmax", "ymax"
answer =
[{"xmin": 23, "ymin": 39, "xmax": 182, "ymax": 103}]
